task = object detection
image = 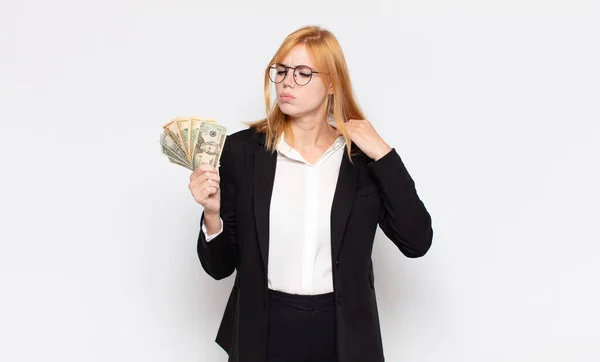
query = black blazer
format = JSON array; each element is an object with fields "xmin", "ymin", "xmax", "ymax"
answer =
[{"xmin": 197, "ymin": 128, "xmax": 433, "ymax": 362}]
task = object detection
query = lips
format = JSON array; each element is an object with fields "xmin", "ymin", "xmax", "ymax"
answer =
[{"xmin": 280, "ymin": 93, "xmax": 295, "ymax": 100}]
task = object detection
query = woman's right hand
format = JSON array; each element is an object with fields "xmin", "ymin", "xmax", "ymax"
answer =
[{"xmin": 189, "ymin": 164, "xmax": 221, "ymax": 215}]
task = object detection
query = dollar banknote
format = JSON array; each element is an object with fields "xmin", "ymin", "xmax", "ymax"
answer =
[
  {"xmin": 162, "ymin": 119, "xmax": 188, "ymax": 161},
  {"xmin": 160, "ymin": 116, "xmax": 227, "ymax": 171},
  {"xmin": 192, "ymin": 121, "xmax": 227, "ymax": 169}
]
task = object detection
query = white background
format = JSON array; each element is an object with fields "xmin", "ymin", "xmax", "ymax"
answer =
[{"xmin": 1, "ymin": 0, "xmax": 599, "ymax": 361}]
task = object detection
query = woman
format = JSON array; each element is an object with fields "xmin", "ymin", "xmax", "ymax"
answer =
[{"xmin": 188, "ymin": 25, "xmax": 433, "ymax": 362}]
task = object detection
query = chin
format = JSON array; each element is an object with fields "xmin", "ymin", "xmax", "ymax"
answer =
[
  {"xmin": 278, "ymin": 102, "xmax": 300, "ymax": 117},
  {"xmin": 278, "ymin": 99, "xmax": 327, "ymax": 119}
]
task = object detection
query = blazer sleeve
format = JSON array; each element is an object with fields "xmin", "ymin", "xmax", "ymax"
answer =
[
  {"xmin": 368, "ymin": 148, "xmax": 433, "ymax": 258},
  {"xmin": 196, "ymin": 137, "xmax": 239, "ymax": 280}
]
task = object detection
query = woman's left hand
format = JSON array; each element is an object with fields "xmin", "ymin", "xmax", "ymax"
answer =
[{"xmin": 344, "ymin": 119, "xmax": 393, "ymax": 161}]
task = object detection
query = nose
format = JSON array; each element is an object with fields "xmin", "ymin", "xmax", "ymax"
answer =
[{"xmin": 282, "ymin": 67, "xmax": 295, "ymax": 88}]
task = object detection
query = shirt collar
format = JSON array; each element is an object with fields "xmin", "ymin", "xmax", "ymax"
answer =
[{"xmin": 276, "ymin": 116, "xmax": 345, "ymax": 164}]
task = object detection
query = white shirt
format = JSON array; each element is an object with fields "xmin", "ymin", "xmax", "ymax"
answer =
[{"xmin": 202, "ymin": 124, "xmax": 346, "ymax": 295}]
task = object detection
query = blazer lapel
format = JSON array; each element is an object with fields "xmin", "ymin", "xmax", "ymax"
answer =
[
  {"xmin": 253, "ymin": 136, "xmax": 277, "ymax": 271},
  {"xmin": 330, "ymin": 148, "xmax": 359, "ymax": 263}
]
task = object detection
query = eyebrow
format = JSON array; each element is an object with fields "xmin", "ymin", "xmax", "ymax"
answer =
[{"xmin": 277, "ymin": 62, "xmax": 314, "ymax": 69}]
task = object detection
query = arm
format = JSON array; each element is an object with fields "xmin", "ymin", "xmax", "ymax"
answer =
[
  {"xmin": 196, "ymin": 139, "xmax": 238, "ymax": 279},
  {"xmin": 369, "ymin": 148, "xmax": 433, "ymax": 258},
  {"xmin": 201, "ymin": 216, "xmax": 223, "ymax": 241}
]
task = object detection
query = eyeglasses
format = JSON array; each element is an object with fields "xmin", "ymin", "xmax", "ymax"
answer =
[{"xmin": 268, "ymin": 63, "xmax": 321, "ymax": 86}]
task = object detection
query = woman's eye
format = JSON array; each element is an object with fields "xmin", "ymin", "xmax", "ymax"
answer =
[
  {"xmin": 299, "ymin": 73, "xmax": 311, "ymax": 77},
  {"xmin": 277, "ymin": 71, "xmax": 286, "ymax": 75}
]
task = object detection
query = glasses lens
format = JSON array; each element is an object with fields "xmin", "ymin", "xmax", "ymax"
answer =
[
  {"xmin": 269, "ymin": 64, "xmax": 286, "ymax": 83},
  {"xmin": 294, "ymin": 66, "xmax": 313, "ymax": 85}
]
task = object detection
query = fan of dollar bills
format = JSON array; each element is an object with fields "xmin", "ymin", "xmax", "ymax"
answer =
[{"xmin": 160, "ymin": 116, "xmax": 227, "ymax": 170}]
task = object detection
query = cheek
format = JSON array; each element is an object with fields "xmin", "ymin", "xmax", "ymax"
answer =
[
  {"xmin": 312, "ymin": 89, "xmax": 327, "ymax": 101},
  {"xmin": 303, "ymin": 87, "xmax": 326, "ymax": 106},
  {"xmin": 275, "ymin": 83, "xmax": 283, "ymax": 95}
]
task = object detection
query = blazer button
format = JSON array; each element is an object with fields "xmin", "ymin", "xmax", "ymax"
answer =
[
  {"xmin": 336, "ymin": 295, "xmax": 343, "ymax": 305},
  {"xmin": 335, "ymin": 259, "xmax": 339, "ymax": 269}
]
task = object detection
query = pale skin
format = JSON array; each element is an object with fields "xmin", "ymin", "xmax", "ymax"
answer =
[{"xmin": 189, "ymin": 45, "xmax": 392, "ymax": 234}]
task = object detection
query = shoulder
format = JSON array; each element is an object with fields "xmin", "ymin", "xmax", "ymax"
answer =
[
  {"xmin": 220, "ymin": 127, "xmax": 267, "ymax": 172},
  {"xmin": 225, "ymin": 127, "xmax": 264, "ymax": 149}
]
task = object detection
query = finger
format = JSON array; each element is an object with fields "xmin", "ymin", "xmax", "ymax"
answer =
[
  {"xmin": 347, "ymin": 119, "xmax": 369, "ymax": 127},
  {"xmin": 197, "ymin": 164, "xmax": 217, "ymax": 173},
  {"xmin": 191, "ymin": 173, "xmax": 220, "ymax": 190},
  {"xmin": 193, "ymin": 180, "xmax": 219, "ymax": 201},
  {"xmin": 202, "ymin": 171, "xmax": 221, "ymax": 183},
  {"xmin": 191, "ymin": 164, "xmax": 216, "ymax": 180},
  {"xmin": 191, "ymin": 168, "xmax": 220, "ymax": 183},
  {"xmin": 345, "ymin": 124, "xmax": 359, "ymax": 134},
  {"xmin": 190, "ymin": 166, "xmax": 205, "ymax": 181},
  {"xmin": 202, "ymin": 185, "xmax": 219, "ymax": 199},
  {"xmin": 346, "ymin": 121, "xmax": 369, "ymax": 132},
  {"xmin": 202, "ymin": 179, "xmax": 220, "ymax": 190}
]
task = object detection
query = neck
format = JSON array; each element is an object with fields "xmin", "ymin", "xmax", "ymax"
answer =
[{"xmin": 286, "ymin": 111, "xmax": 337, "ymax": 149}]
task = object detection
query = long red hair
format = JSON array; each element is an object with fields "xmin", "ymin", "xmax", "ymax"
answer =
[{"xmin": 245, "ymin": 25, "xmax": 366, "ymax": 162}]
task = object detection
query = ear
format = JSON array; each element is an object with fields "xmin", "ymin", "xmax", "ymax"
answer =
[{"xmin": 327, "ymin": 82, "xmax": 334, "ymax": 95}]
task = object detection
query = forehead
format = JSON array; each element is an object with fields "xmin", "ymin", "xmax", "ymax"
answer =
[{"xmin": 280, "ymin": 45, "xmax": 315, "ymax": 68}]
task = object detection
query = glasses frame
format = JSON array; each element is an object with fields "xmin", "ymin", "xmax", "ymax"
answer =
[{"xmin": 268, "ymin": 63, "xmax": 321, "ymax": 86}]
